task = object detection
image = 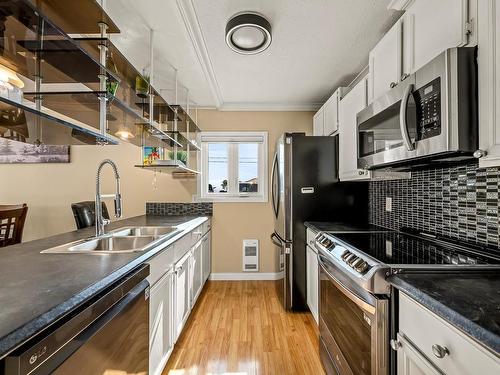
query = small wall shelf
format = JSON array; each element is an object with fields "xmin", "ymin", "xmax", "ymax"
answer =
[
  {"xmin": 26, "ymin": 0, "xmax": 120, "ymax": 34},
  {"xmin": 135, "ymin": 160, "xmax": 200, "ymax": 175},
  {"xmin": 0, "ymin": 95, "xmax": 117, "ymax": 145}
]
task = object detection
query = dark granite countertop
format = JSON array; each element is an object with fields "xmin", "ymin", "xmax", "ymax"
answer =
[
  {"xmin": 389, "ymin": 273, "xmax": 500, "ymax": 355},
  {"xmin": 304, "ymin": 221, "xmax": 388, "ymax": 233},
  {"xmin": 0, "ymin": 215, "xmax": 208, "ymax": 360}
]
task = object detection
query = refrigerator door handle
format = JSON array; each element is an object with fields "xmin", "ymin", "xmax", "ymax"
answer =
[
  {"xmin": 270, "ymin": 232, "xmax": 283, "ymax": 247},
  {"xmin": 271, "ymin": 151, "xmax": 278, "ymax": 217}
]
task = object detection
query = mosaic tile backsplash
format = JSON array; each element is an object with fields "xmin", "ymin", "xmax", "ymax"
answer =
[
  {"xmin": 369, "ymin": 162, "xmax": 500, "ymax": 250},
  {"xmin": 146, "ymin": 202, "xmax": 213, "ymax": 216}
]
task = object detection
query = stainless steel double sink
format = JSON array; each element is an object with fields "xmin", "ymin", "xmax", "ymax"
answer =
[{"xmin": 41, "ymin": 226, "xmax": 181, "ymax": 254}]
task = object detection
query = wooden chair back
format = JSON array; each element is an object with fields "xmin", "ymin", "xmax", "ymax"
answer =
[{"xmin": 0, "ymin": 204, "xmax": 28, "ymax": 247}]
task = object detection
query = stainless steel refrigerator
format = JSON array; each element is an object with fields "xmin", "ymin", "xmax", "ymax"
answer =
[{"xmin": 270, "ymin": 133, "xmax": 369, "ymax": 310}]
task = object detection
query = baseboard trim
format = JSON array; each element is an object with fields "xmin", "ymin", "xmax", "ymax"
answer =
[{"xmin": 209, "ymin": 272, "xmax": 281, "ymax": 281}]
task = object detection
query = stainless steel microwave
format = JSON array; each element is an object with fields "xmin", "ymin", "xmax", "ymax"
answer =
[{"xmin": 357, "ymin": 47, "xmax": 478, "ymax": 170}]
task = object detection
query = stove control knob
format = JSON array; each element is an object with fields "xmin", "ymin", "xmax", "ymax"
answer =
[
  {"xmin": 351, "ymin": 258, "xmax": 363, "ymax": 269},
  {"xmin": 347, "ymin": 256, "xmax": 359, "ymax": 266},
  {"xmin": 341, "ymin": 251, "xmax": 351, "ymax": 260},
  {"xmin": 344, "ymin": 254, "xmax": 356, "ymax": 264},
  {"xmin": 355, "ymin": 261, "xmax": 369, "ymax": 274}
]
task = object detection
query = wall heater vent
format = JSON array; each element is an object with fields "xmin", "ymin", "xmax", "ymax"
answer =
[{"xmin": 243, "ymin": 239, "xmax": 259, "ymax": 272}]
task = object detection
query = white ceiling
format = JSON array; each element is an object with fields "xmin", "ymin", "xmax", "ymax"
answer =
[{"xmin": 105, "ymin": 0, "xmax": 400, "ymax": 110}]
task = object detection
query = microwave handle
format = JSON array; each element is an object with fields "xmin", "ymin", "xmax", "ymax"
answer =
[{"xmin": 400, "ymin": 83, "xmax": 415, "ymax": 151}]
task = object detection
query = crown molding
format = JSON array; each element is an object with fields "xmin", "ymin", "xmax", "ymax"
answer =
[
  {"xmin": 387, "ymin": 0, "xmax": 414, "ymax": 11},
  {"xmin": 175, "ymin": 0, "xmax": 223, "ymax": 107},
  {"xmin": 219, "ymin": 102, "xmax": 322, "ymax": 112}
]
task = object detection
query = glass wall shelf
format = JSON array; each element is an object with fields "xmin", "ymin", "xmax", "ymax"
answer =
[
  {"xmin": 141, "ymin": 88, "xmax": 179, "ymax": 124},
  {"xmin": 171, "ymin": 105, "xmax": 200, "ymax": 133},
  {"xmin": 75, "ymin": 38, "xmax": 149, "ymax": 96},
  {"xmin": 23, "ymin": 91, "xmax": 182, "ymax": 148},
  {"xmin": 74, "ymin": 38, "xmax": 179, "ymax": 128},
  {"xmin": 166, "ymin": 131, "xmax": 201, "ymax": 151},
  {"xmin": 0, "ymin": 0, "xmax": 119, "ymax": 86},
  {"xmin": 27, "ymin": 0, "xmax": 120, "ymax": 34},
  {"xmin": 135, "ymin": 160, "xmax": 200, "ymax": 175},
  {"xmin": 0, "ymin": 95, "xmax": 117, "ymax": 145}
]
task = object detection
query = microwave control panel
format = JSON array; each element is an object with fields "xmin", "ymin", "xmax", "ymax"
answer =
[{"xmin": 414, "ymin": 77, "xmax": 441, "ymax": 140}]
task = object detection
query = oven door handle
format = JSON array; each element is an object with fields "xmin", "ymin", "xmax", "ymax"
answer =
[
  {"xmin": 318, "ymin": 254, "xmax": 376, "ymax": 315},
  {"xmin": 400, "ymin": 83, "xmax": 415, "ymax": 151}
]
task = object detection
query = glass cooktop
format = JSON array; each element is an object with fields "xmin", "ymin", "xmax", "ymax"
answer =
[{"xmin": 330, "ymin": 231, "xmax": 500, "ymax": 266}]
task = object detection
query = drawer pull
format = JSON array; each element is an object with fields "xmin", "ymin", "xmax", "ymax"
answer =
[
  {"xmin": 390, "ymin": 339, "xmax": 401, "ymax": 351},
  {"xmin": 432, "ymin": 344, "xmax": 449, "ymax": 359}
]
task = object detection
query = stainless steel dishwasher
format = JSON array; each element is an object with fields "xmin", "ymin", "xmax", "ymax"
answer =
[{"xmin": 4, "ymin": 265, "xmax": 150, "ymax": 375}]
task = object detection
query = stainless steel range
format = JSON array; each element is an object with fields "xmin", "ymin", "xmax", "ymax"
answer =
[{"xmin": 314, "ymin": 229, "xmax": 500, "ymax": 375}]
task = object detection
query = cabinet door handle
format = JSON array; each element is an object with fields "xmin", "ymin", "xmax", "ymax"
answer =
[
  {"xmin": 432, "ymin": 344, "xmax": 449, "ymax": 359},
  {"xmin": 473, "ymin": 149, "xmax": 487, "ymax": 158},
  {"xmin": 400, "ymin": 73, "xmax": 410, "ymax": 81},
  {"xmin": 390, "ymin": 81, "xmax": 397, "ymax": 88},
  {"xmin": 390, "ymin": 339, "xmax": 402, "ymax": 351}
]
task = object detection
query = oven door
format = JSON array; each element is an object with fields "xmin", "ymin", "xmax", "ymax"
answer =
[
  {"xmin": 357, "ymin": 78, "xmax": 418, "ymax": 170},
  {"xmin": 318, "ymin": 253, "xmax": 389, "ymax": 375}
]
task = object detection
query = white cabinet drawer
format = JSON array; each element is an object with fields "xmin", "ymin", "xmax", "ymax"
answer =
[
  {"xmin": 306, "ymin": 228, "xmax": 318, "ymax": 250},
  {"xmin": 399, "ymin": 293, "xmax": 500, "ymax": 375},
  {"xmin": 147, "ymin": 245, "xmax": 174, "ymax": 286}
]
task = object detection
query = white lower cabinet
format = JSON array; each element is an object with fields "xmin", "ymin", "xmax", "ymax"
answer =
[
  {"xmin": 149, "ymin": 271, "xmax": 174, "ymax": 375},
  {"xmin": 306, "ymin": 244, "xmax": 319, "ymax": 324},
  {"xmin": 190, "ymin": 239, "xmax": 203, "ymax": 306},
  {"xmin": 174, "ymin": 251, "xmax": 191, "ymax": 342},
  {"xmin": 148, "ymin": 220, "xmax": 212, "ymax": 374},
  {"xmin": 202, "ymin": 231, "xmax": 211, "ymax": 283},
  {"xmin": 396, "ymin": 293, "xmax": 500, "ymax": 375},
  {"xmin": 396, "ymin": 333, "xmax": 442, "ymax": 375}
]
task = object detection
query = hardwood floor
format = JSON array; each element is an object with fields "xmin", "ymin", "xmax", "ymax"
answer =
[{"xmin": 163, "ymin": 281, "xmax": 325, "ymax": 375}]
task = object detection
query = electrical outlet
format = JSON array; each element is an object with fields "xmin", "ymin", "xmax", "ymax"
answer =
[{"xmin": 385, "ymin": 197, "xmax": 392, "ymax": 212}]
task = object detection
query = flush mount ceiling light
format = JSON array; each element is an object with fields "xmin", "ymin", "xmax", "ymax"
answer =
[{"xmin": 225, "ymin": 12, "xmax": 272, "ymax": 55}]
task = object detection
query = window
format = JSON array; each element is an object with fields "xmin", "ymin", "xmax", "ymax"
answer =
[{"xmin": 199, "ymin": 132, "xmax": 268, "ymax": 202}]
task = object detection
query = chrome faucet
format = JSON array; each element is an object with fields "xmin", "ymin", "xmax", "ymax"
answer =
[{"xmin": 95, "ymin": 159, "xmax": 122, "ymax": 237}]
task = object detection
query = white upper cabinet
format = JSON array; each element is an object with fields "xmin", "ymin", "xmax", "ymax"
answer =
[
  {"xmin": 338, "ymin": 75, "xmax": 371, "ymax": 181},
  {"xmin": 477, "ymin": 0, "xmax": 500, "ymax": 167},
  {"xmin": 323, "ymin": 89, "xmax": 345, "ymax": 135},
  {"xmin": 313, "ymin": 107, "xmax": 325, "ymax": 136},
  {"xmin": 369, "ymin": 0, "xmax": 475, "ymax": 104},
  {"xmin": 402, "ymin": 0, "xmax": 474, "ymax": 76},
  {"xmin": 314, "ymin": 88, "xmax": 345, "ymax": 136},
  {"xmin": 368, "ymin": 19, "xmax": 403, "ymax": 103}
]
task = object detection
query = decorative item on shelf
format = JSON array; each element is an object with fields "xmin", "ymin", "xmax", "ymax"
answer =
[
  {"xmin": 143, "ymin": 146, "xmax": 162, "ymax": 165},
  {"xmin": 0, "ymin": 65, "xmax": 24, "ymax": 104},
  {"xmin": 135, "ymin": 71, "xmax": 150, "ymax": 99},
  {"xmin": 168, "ymin": 150, "xmax": 188, "ymax": 165},
  {"xmin": 106, "ymin": 53, "xmax": 120, "ymax": 97}
]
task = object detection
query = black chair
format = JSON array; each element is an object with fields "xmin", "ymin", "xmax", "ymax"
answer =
[{"xmin": 71, "ymin": 201, "xmax": 110, "ymax": 230}]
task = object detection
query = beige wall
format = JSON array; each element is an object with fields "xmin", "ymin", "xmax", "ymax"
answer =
[
  {"xmin": 197, "ymin": 110, "xmax": 313, "ymax": 274},
  {"xmin": 0, "ymin": 142, "xmax": 194, "ymax": 241},
  {"xmin": 0, "ymin": 110, "xmax": 312, "ymax": 274}
]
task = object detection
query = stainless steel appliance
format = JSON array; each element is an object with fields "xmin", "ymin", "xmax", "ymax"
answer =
[
  {"xmin": 270, "ymin": 133, "xmax": 369, "ymax": 310},
  {"xmin": 314, "ymin": 229, "xmax": 500, "ymax": 375},
  {"xmin": 357, "ymin": 47, "xmax": 478, "ymax": 170},
  {"xmin": 4, "ymin": 265, "xmax": 150, "ymax": 375}
]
